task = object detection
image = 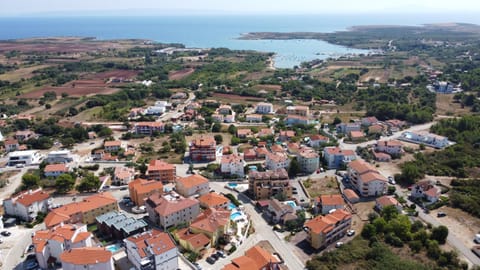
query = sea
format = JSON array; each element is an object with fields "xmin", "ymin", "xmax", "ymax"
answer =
[{"xmin": 1, "ymin": 14, "xmax": 479, "ymax": 68}]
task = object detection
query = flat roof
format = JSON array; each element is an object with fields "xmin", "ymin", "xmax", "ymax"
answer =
[{"xmin": 8, "ymin": 150, "xmax": 39, "ymax": 157}]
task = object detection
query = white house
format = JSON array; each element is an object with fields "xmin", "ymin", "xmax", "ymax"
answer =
[
  {"xmin": 60, "ymin": 247, "xmax": 114, "ymax": 270},
  {"xmin": 374, "ymin": 140, "xmax": 403, "ymax": 155},
  {"xmin": 124, "ymin": 230, "xmax": 179, "ymax": 270},
  {"xmin": 336, "ymin": 123, "xmax": 361, "ymax": 134},
  {"xmin": 113, "ymin": 166, "xmax": 135, "ymax": 185},
  {"xmin": 314, "ymin": 194, "xmax": 345, "ymax": 215},
  {"xmin": 375, "ymin": 196, "xmax": 402, "ymax": 212},
  {"xmin": 410, "ymin": 180, "xmax": 440, "ymax": 203},
  {"xmin": 399, "ymin": 131, "xmax": 452, "ymax": 149},
  {"xmin": 323, "ymin": 147, "xmax": 356, "ymax": 169},
  {"xmin": 3, "ymin": 188, "xmax": 51, "ymax": 221},
  {"xmin": 297, "ymin": 147, "xmax": 319, "ymax": 174},
  {"xmin": 221, "ymin": 154, "xmax": 245, "ymax": 177},
  {"xmin": 46, "ymin": 150, "xmax": 75, "ymax": 164},
  {"xmin": 146, "ymin": 101, "xmax": 170, "ymax": 115},
  {"xmin": 44, "ymin": 163, "xmax": 69, "ymax": 178},
  {"xmin": 309, "ymin": 135, "xmax": 329, "ymax": 148},
  {"xmin": 265, "ymin": 152, "xmax": 290, "ymax": 170},
  {"xmin": 33, "ymin": 223, "xmax": 93, "ymax": 269},
  {"xmin": 145, "ymin": 192, "xmax": 200, "ymax": 230},
  {"xmin": 255, "ymin": 102, "xmax": 274, "ymax": 114},
  {"xmin": 8, "ymin": 150, "xmax": 42, "ymax": 166},
  {"xmin": 347, "ymin": 160, "xmax": 387, "ymax": 197}
]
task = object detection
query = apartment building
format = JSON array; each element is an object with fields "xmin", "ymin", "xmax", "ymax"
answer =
[
  {"xmin": 146, "ymin": 160, "xmax": 176, "ymax": 182},
  {"xmin": 314, "ymin": 194, "xmax": 345, "ymax": 215},
  {"xmin": 323, "ymin": 147, "xmax": 356, "ymax": 169},
  {"xmin": 297, "ymin": 147, "xmax": 319, "ymax": 174},
  {"xmin": 304, "ymin": 209, "xmax": 352, "ymax": 249},
  {"xmin": 265, "ymin": 152, "xmax": 290, "ymax": 170},
  {"xmin": 189, "ymin": 135, "xmax": 217, "ymax": 162},
  {"xmin": 347, "ymin": 160, "xmax": 387, "ymax": 197},
  {"xmin": 128, "ymin": 178, "xmax": 164, "ymax": 206},
  {"xmin": 248, "ymin": 168, "xmax": 292, "ymax": 200},
  {"xmin": 134, "ymin": 122, "xmax": 165, "ymax": 135},
  {"xmin": 60, "ymin": 247, "xmax": 114, "ymax": 270},
  {"xmin": 175, "ymin": 174, "xmax": 210, "ymax": 197},
  {"xmin": 255, "ymin": 102, "xmax": 274, "ymax": 114},
  {"xmin": 145, "ymin": 192, "xmax": 200, "ymax": 229},
  {"xmin": 221, "ymin": 154, "xmax": 245, "ymax": 177},
  {"xmin": 3, "ymin": 188, "xmax": 51, "ymax": 222}
]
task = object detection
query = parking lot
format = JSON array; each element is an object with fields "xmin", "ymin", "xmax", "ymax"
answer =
[{"xmin": 0, "ymin": 224, "xmax": 41, "ymax": 270}]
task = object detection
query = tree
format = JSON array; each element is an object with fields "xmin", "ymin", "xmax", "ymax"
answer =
[
  {"xmin": 332, "ymin": 116, "xmax": 342, "ymax": 125},
  {"xmin": 214, "ymin": 134, "xmax": 223, "ymax": 144},
  {"xmin": 430, "ymin": 225, "xmax": 448, "ymax": 245},
  {"xmin": 55, "ymin": 174, "xmax": 75, "ymax": 193},
  {"xmin": 22, "ymin": 173, "xmax": 40, "ymax": 189},
  {"xmin": 361, "ymin": 223, "xmax": 377, "ymax": 240},
  {"xmin": 211, "ymin": 122, "xmax": 222, "ymax": 132},
  {"xmin": 228, "ymin": 124, "xmax": 237, "ymax": 135},
  {"xmin": 76, "ymin": 173, "xmax": 101, "ymax": 192},
  {"xmin": 288, "ymin": 157, "xmax": 301, "ymax": 177}
]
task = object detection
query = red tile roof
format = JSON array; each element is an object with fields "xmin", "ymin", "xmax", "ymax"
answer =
[
  {"xmin": 44, "ymin": 163, "xmax": 68, "ymax": 173},
  {"xmin": 147, "ymin": 193, "xmax": 199, "ymax": 216},
  {"xmin": 148, "ymin": 160, "xmax": 175, "ymax": 171},
  {"xmin": 198, "ymin": 192, "xmax": 229, "ymax": 208},
  {"xmin": 125, "ymin": 230, "xmax": 176, "ymax": 258},
  {"xmin": 176, "ymin": 174, "xmax": 208, "ymax": 189},
  {"xmin": 11, "ymin": 188, "xmax": 50, "ymax": 207},
  {"xmin": 318, "ymin": 194, "xmax": 344, "ymax": 206},
  {"xmin": 60, "ymin": 247, "xmax": 111, "ymax": 265}
]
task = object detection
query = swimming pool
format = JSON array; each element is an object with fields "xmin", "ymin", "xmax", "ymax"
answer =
[
  {"xmin": 285, "ymin": 201, "xmax": 297, "ymax": 208},
  {"xmin": 230, "ymin": 211, "xmax": 242, "ymax": 220},
  {"xmin": 228, "ymin": 202, "xmax": 236, "ymax": 210},
  {"xmin": 227, "ymin": 183, "xmax": 238, "ymax": 188},
  {"xmin": 106, "ymin": 244, "xmax": 122, "ymax": 253}
]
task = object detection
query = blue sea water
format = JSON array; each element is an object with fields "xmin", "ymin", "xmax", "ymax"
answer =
[{"xmin": 1, "ymin": 14, "xmax": 479, "ymax": 68}]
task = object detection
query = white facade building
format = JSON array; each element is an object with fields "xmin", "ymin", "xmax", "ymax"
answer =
[
  {"xmin": 3, "ymin": 188, "xmax": 51, "ymax": 221},
  {"xmin": 46, "ymin": 150, "xmax": 75, "ymax": 163},
  {"xmin": 145, "ymin": 192, "xmax": 200, "ymax": 230},
  {"xmin": 220, "ymin": 154, "xmax": 245, "ymax": 177},
  {"xmin": 265, "ymin": 152, "xmax": 291, "ymax": 170},
  {"xmin": 297, "ymin": 147, "xmax": 319, "ymax": 173},
  {"xmin": 8, "ymin": 150, "xmax": 42, "ymax": 166},
  {"xmin": 255, "ymin": 102, "xmax": 274, "ymax": 114},
  {"xmin": 124, "ymin": 230, "xmax": 179, "ymax": 270}
]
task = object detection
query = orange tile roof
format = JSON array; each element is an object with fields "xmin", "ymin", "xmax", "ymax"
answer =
[
  {"xmin": 343, "ymin": 189, "xmax": 359, "ymax": 200},
  {"xmin": 60, "ymin": 247, "xmax": 112, "ymax": 265},
  {"xmin": 198, "ymin": 192, "xmax": 229, "ymax": 208},
  {"xmin": 361, "ymin": 172, "xmax": 387, "ymax": 183},
  {"xmin": 221, "ymin": 154, "xmax": 243, "ymax": 165},
  {"xmin": 377, "ymin": 140, "xmax": 403, "ymax": 147},
  {"xmin": 310, "ymin": 134, "xmax": 329, "ymax": 141},
  {"xmin": 348, "ymin": 159, "xmax": 377, "ymax": 175},
  {"xmin": 350, "ymin": 131, "xmax": 364, "ymax": 138},
  {"xmin": 305, "ymin": 209, "xmax": 351, "ymax": 235},
  {"xmin": 4, "ymin": 139, "xmax": 18, "ymax": 145},
  {"xmin": 148, "ymin": 193, "xmax": 199, "ymax": 216},
  {"xmin": 376, "ymin": 196, "xmax": 399, "ymax": 208},
  {"xmin": 33, "ymin": 224, "xmax": 92, "ymax": 253},
  {"xmin": 129, "ymin": 178, "xmax": 164, "ymax": 195},
  {"xmin": 176, "ymin": 174, "xmax": 208, "ymax": 189},
  {"xmin": 11, "ymin": 188, "xmax": 50, "ymax": 207},
  {"xmin": 148, "ymin": 160, "xmax": 175, "ymax": 171},
  {"xmin": 190, "ymin": 208, "xmax": 230, "ymax": 233},
  {"xmin": 125, "ymin": 230, "xmax": 176, "ymax": 258},
  {"xmin": 135, "ymin": 121, "xmax": 164, "ymax": 127},
  {"xmin": 325, "ymin": 147, "xmax": 355, "ymax": 156},
  {"xmin": 104, "ymin": 140, "xmax": 121, "ymax": 147},
  {"xmin": 45, "ymin": 192, "xmax": 117, "ymax": 228},
  {"xmin": 176, "ymin": 228, "xmax": 211, "ymax": 249},
  {"xmin": 222, "ymin": 245, "xmax": 279, "ymax": 270},
  {"xmin": 44, "ymin": 163, "xmax": 68, "ymax": 173},
  {"xmin": 191, "ymin": 135, "xmax": 216, "ymax": 147},
  {"xmin": 319, "ymin": 194, "xmax": 344, "ymax": 206}
]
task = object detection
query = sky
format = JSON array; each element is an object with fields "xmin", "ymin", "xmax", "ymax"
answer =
[{"xmin": 2, "ymin": 0, "xmax": 480, "ymax": 16}]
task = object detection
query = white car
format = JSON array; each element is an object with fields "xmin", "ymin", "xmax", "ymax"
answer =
[
  {"xmin": 347, "ymin": 229, "xmax": 355, "ymax": 236},
  {"xmin": 335, "ymin": 241, "xmax": 344, "ymax": 248}
]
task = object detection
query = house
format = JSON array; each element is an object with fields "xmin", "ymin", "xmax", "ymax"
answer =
[
  {"xmin": 44, "ymin": 192, "xmax": 118, "ymax": 228},
  {"xmin": 297, "ymin": 147, "xmax": 319, "ymax": 173},
  {"xmin": 255, "ymin": 147, "xmax": 269, "ymax": 159},
  {"xmin": 221, "ymin": 154, "xmax": 245, "ymax": 177},
  {"xmin": 92, "ymin": 149, "xmax": 105, "ymax": 160},
  {"xmin": 323, "ymin": 147, "xmax": 356, "ymax": 169},
  {"xmin": 375, "ymin": 140, "xmax": 403, "ymax": 156},
  {"xmin": 257, "ymin": 128, "xmax": 274, "ymax": 138},
  {"xmin": 174, "ymin": 228, "xmax": 211, "ymax": 254},
  {"xmin": 270, "ymin": 144, "xmax": 284, "ymax": 153},
  {"xmin": 243, "ymin": 148, "xmax": 257, "ymax": 161},
  {"xmin": 44, "ymin": 163, "xmax": 69, "ymax": 178},
  {"xmin": 267, "ymin": 199, "xmax": 296, "ymax": 224},
  {"xmin": 96, "ymin": 211, "xmax": 148, "ymax": 240},
  {"xmin": 286, "ymin": 105, "xmax": 309, "ymax": 116},
  {"xmin": 129, "ymin": 107, "xmax": 145, "ymax": 118},
  {"xmin": 176, "ymin": 174, "xmax": 209, "ymax": 197},
  {"xmin": 386, "ymin": 119, "xmax": 407, "ymax": 132},
  {"xmin": 410, "ymin": 180, "xmax": 440, "ymax": 203},
  {"xmin": 222, "ymin": 245, "xmax": 280, "ymax": 270},
  {"xmin": 265, "ymin": 152, "xmax": 290, "ymax": 170},
  {"xmin": 3, "ymin": 188, "xmax": 50, "ymax": 222},
  {"xmin": 237, "ymin": 129, "xmax": 253, "ymax": 139},
  {"xmin": 368, "ymin": 124, "xmax": 385, "ymax": 135},
  {"xmin": 134, "ymin": 122, "xmax": 165, "ymax": 135},
  {"xmin": 361, "ymin": 116, "xmax": 379, "ymax": 127},
  {"xmin": 255, "ymin": 102, "xmax": 274, "ymax": 114},
  {"xmin": 399, "ymin": 131, "xmax": 452, "ymax": 149},
  {"xmin": 343, "ymin": 189, "xmax": 360, "ymax": 204},
  {"xmin": 189, "ymin": 135, "xmax": 217, "ymax": 162},
  {"xmin": 309, "ymin": 134, "xmax": 329, "ymax": 148},
  {"xmin": 246, "ymin": 114, "xmax": 262, "ymax": 123},
  {"xmin": 372, "ymin": 151, "xmax": 392, "ymax": 162},
  {"xmin": 113, "ymin": 166, "xmax": 135, "ymax": 185},
  {"xmin": 349, "ymin": 131, "xmax": 365, "ymax": 141},
  {"xmin": 146, "ymin": 160, "xmax": 176, "ymax": 182},
  {"xmin": 4, "ymin": 138, "xmax": 20, "ymax": 152},
  {"xmin": 60, "ymin": 247, "xmax": 114, "ymax": 270},
  {"xmin": 15, "ymin": 130, "xmax": 37, "ymax": 141},
  {"xmin": 129, "ymin": 178, "xmax": 164, "ymax": 206},
  {"xmin": 304, "ymin": 209, "xmax": 352, "ymax": 249},
  {"xmin": 124, "ymin": 230, "xmax": 178, "ymax": 270},
  {"xmin": 336, "ymin": 122, "xmax": 361, "ymax": 134},
  {"xmin": 145, "ymin": 192, "xmax": 200, "ymax": 229},
  {"xmin": 285, "ymin": 115, "xmax": 313, "ymax": 125},
  {"xmin": 314, "ymin": 194, "xmax": 344, "ymax": 215},
  {"xmin": 375, "ymin": 196, "xmax": 402, "ymax": 212},
  {"xmin": 212, "ymin": 114, "xmax": 224, "ymax": 122},
  {"xmin": 278, "ymin": 130, "xmax": 295, "ymax": 142},
  {"xmin": 190, "ymin": 208, "xmax": 231, "ymax": 246},
  {"xmin": 88, "ymin": 131, "xmax": 97, "ymax": 139},
  {"xmin": 46, "ymin": 150, "xmax": 74, "ymax": 164},
  {"xmin": 145, "ymin": 101, "xmax": 169, "ymax": 115},
  {"xmin": 198, "ymin": 192, "xmax": 229, "ymax": 210},
  {"xmin": 287, "ymin": 142, "xmax": 300, "ymax": 155},
  {"xmin": 104, "ymin": 140, "xmax": 122, "ymax": 152},
  {"xmin": 32, "ymin": 223, "xmax": 93, "ymax": 269},
  {"xmin": 217, "ymin": 105, "xmax": 232, "ymax": 115},
  {"xmin": 248, "ymin": 169, "xmax": 292, "ymax": 200},
  {"xmin": 347, "ymin": 160, "xmax": 387, "ymax": 197}
]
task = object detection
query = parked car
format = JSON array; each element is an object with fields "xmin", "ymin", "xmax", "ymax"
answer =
[
  {"xmin": 211, "ymin": 253, "xmax": 220, "ymax": 260},
  {"xmin": 1, "ymin": 231, "xmax": 11, "ymax": 237},
  {"xmin": 192, "ymin": 262, "xmax": 202, "ymax": 270},
  {"xmin": 120, "ymin": 187, "xmax": 127, "ymax": 190},
  {"xmin": 437, "ymin": 211, "xmax": 447, "ymax": 217},
  {"xmin": 347, "ymin": 229, "xmax": 355, "ymax": 236},
  {"xmin": 206, "ymin": 256, "xmax": 216, "ymax": 264},
  {"xmin": 24, "ymin": 260, "xmax": 38, "ymax": 270},
  {"xmin": 27, "ymin": 244, "xmax": 34, "ymax": 252},
  {"xmin": 335, "ymin": 241, "xmax": 344, "ymax": 248},
  {"xmin": 388, "ymin": 176, "xmax": 396, "ymax": 185},
  {"xmin": 216, "ymin": 250, "xmax": 226, "ymax": 258}
]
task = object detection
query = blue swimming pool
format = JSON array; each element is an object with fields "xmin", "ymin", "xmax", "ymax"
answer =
[
  {"xmin": 230, "ymin": 211, "xmax": 242, "ymax": 220},
  {"xmin": 106, "ymin": 244, "xmax": 122, "ymax": 253},
  {"xmin": 285, "ymin": 201, "xmax": 297, "ymax": 208},
  {"xmin": 228, "ymin": 202, "xmax": 236, "ymax": 210},
  {"xmin": 227, "ymin": 183, "xmax": 238, "ymax": 188}
]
